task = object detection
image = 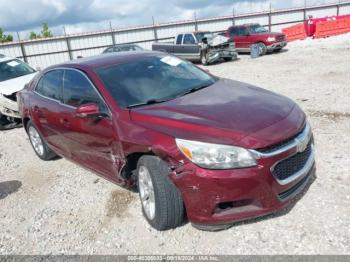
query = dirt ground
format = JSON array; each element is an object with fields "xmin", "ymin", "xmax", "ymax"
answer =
[{"xmin": 0, "ymin": 34, "xmax": 349, "ymax": 255}]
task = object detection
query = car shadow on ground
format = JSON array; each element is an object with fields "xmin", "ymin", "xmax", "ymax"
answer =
[{"xmin": 0, "ymin": 180, "xmax": 22, "ymax": 200}]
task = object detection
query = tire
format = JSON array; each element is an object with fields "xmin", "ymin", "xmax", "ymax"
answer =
[
  {"xmin": 137, "ymin": 155, "xmax": 184, "ymax": 230},
  {"xmin": 200, "ymin": 52, "xmax": 209, "ymax": 66},
  {"xmin": 257, "ymin": 42, "xmax": 267, "ymax": 56},
  {"xmin": 26, "ymin": 120, "xmax": 57, "ymax": 161},
  {"xmin": 223, "ymin": 57, "xmax": 233, "ymax": 62}
]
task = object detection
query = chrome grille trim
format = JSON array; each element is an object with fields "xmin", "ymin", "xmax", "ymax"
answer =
[{"xmin": 249, "ymin": 122, "xmax": 312, "ymax": 159}]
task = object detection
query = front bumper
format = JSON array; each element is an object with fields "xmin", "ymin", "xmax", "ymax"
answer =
[
  {"xmin": 267, "ymin": 41, "xmax": 287, "ymax": 51},
  {"xmin": 207, "ymin": 48, "xmax": 238, "ymax": 63},
  {"xmin": 0, "ymin": 94, "xmax": 20, "ymax": 118},
  {"xmin": 170, "ymin": 123, "xmax": 315, "ymax": 226}
]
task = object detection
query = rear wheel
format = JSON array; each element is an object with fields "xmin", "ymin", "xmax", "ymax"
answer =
[
  {"xmin": 137, "ymin": 155, "xmax": 184, "ymax": 230},
  {"xmin": 27, "ymin": 121, "xmax": 57, "ymax": 161},
  {"xmin": 257, "ymin": 42, "xmax": 267, "ymax": 56}
]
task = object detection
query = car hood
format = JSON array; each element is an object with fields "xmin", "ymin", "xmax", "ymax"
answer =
[
  {"xmin": 130, "ymin": 79, "xmax": 305, "ymax": 149},
  {"xmin": 0, "ymin": 73, "xmax": 37, "ymax": 95}
]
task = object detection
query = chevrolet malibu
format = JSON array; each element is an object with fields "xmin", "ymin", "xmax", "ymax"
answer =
[{"xmin": 18, "ymin": 52, "xmax": 315, "ymax": 231}]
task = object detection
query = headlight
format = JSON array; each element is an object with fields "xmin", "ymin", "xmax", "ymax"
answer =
[
  {"xmin": 267, "ymin": 37, "xmax": 276, "ymax": 42},
  {"xmin": 175, "ymin": 139, "xmax": 257, "ymax": 169}
]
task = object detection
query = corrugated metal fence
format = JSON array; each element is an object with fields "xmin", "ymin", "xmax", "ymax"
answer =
[{"xmin": 1, "ymin": 1, "xmax": 350, "ymax": 69}]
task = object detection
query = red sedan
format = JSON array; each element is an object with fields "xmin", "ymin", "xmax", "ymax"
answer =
[{"xmin": 18, "ymin": 52, "xmax": 315, "ymax": 231}]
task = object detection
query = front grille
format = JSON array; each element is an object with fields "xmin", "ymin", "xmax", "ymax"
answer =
[{"xmin": 272, "ymin": 139, "xmax": 313, "ymax": 181}]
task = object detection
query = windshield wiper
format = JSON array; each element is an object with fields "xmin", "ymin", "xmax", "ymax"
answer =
[
  {"xmin": 127, "ymin": 82, "xmax": 214, "ymax": 109},
  {"xmin": 175, "ymin": 82, "xmax": 214, "ymax": 98},
  {"xmin": 127, "ymin": 99, "xmax": 169, "ymax": 109}
]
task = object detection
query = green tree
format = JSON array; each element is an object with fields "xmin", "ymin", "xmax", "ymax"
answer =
[
  {"xmin": 0, "ymin": 28, "xmax": 14, "ymax": 43},
  {"xmin": 29, "ymin": 31, "xmax": 39, "ymax": 40},
  {"xmin": 41, "ymin": 23, "xmax": 53, "ymax": 38},
  {"xmin": 29, "ymin": 23, "xmax": 53, "ymax": 40}
]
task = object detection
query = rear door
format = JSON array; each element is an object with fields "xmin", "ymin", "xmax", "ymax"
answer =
[
  {"xmin": 59, "ymin": 69, "xmax": 123, "ymax": 181},
  {"xmin": 31, "ymin": 70, "xmax": 67, "ymax": 155}
]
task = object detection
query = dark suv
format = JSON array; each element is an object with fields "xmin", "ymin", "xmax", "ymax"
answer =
[
  {"xmin": 18, "ymin": 52, "xmax": 314, "ymax": 231},
  {"xmin": 224, "ymin": 23, "xmax": 287, "ymax": 55}
]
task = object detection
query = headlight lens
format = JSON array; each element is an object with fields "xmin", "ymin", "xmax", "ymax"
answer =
[
  {"xmin": 176, "ymin": 139, "xmax": 257, "ymax": 169},
  {"xmin": 267, "ymin": 36, "xmax": 276, "ymax": 42}
]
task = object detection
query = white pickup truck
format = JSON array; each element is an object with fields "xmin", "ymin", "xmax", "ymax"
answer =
[{"xmin": 152, "ymin": 31, "xmax": 238, "ymax": 65}]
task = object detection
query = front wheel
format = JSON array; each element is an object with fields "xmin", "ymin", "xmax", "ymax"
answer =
[
  {"xmin": 137, "ymin": 155, "xmax": 184, "ymax": 231},
  {"xmin": 257, "ymin": 43, "xmax": 267, "ymax": 56},
  {"xmin": 27, "ymin": 120, "xmax": 57, "ymax": 161}
]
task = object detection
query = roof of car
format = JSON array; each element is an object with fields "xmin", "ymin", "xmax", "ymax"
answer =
[{"xmin": 48, "ymin": 51, "xmax": 164, "ymax": 71}]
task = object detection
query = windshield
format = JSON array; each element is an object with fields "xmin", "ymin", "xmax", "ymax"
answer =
[
  {"xmin": 194, "ymin": 32, "xmax": 212, "ymax": 42},
  {"xmin": 0, "ymin": 59, "xmax": 36, "ymax": 82},
  {"xmin": 97, "ymin": 55, "xmax": 216, "ymax": 108},
  {"xmin": 249, "ymin": 24, "xmax": 268, "ymax": 34}
]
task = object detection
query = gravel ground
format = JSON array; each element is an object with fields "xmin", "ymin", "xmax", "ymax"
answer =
[{"xmin": 0, "ymin": 34, "xmax": 349, "ymax": 255}]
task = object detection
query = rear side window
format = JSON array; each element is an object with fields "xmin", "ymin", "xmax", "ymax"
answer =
[
  {"xmin": 176, "ymin": 34, "xmax": 183, "ymax": 45},
  {"xmin": 183, "ymin": 34, "xmax": 196, "ymax": 44},
  {"xmin": 63, "ymin": 70, "xmax": 107, "ymax": 112},
  {"xmin": 36, "ymin": 70, "xmax": 63, "ymax": 101},
  {"xmin": 229, "ymin": 27, "xmax": 239, "ymax": 37},
  {"xmin": 238, "ymin": 26, "xmax": 249, "ymax": 36}
]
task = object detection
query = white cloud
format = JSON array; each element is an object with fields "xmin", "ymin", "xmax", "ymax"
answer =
[{"xmin": 0, "ymin": 0, "xmax": 340, "ymax": 39}]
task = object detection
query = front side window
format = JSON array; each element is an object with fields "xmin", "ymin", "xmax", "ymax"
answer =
[
  {"xmin": 36, "ymin": 70, "xmax": 63, "ymax": 101},
  {"xmin": 0, "ymin": 59, "xmax": 36, "ymax": 82},
  {"xmin": 63, "ymin": 70, "xmax": 107, "ymax": 112},
  {"xmin": 97, "ymin": 55, "xmax": 217, "ymax": 108},
  {"xmin": 183, "ymin": 34, "xmax": 196, "ymax": 44}
]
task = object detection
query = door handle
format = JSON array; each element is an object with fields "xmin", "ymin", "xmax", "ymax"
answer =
[{"xmin": 60, "ymin": 118, "xmax": 70, "ymax": 128}]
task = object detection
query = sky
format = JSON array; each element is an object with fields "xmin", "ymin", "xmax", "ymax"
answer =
[{"xmin": 0, "ymin": 0, "xmax": 342, "ymax": 39}]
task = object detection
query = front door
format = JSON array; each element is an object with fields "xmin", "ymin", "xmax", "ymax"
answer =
[{"xmin": 59, "ymin": 69, "xmax": 124, "ymax": 182}]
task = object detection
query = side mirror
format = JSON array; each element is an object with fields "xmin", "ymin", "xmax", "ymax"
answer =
[{"xmin": 76, "ymin": 103, "xmax": 100, "ymax": 118}]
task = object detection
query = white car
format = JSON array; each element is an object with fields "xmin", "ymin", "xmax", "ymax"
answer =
[{"xmin": 0, "ymin": 54, "xmax": 37, "ymax": 129}]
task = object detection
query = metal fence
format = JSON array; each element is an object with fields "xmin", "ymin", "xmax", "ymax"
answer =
[{"xmin": 1, "ymin": 1, "xmax": 350, "ymax": 69}]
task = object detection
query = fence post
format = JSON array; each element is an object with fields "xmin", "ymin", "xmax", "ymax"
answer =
[
  {"xmin": 16, "ymin": 32, "xmax": 28, "ymax": 63},
  {"xmin": 109, "ymin": 21, "xmax": 116, "ymax": 46},
  {"xmin": 63, "ymin": 27, "xmax": 73, "ymax": 60},
  {"xmin": 232, "ymin": 8, "xmax": 235, "ymax": 25},
  {"xmin": 337, "ymin": 0, "xmax": 340, "ymax": 16},
  {"xmin": 194, "ymin": 12, "xmax": 198, "ymax": 31},
  {"xmin": 268, "ymin": 3, "xmax": 272, "ymax": 32},
  {"xmin": 152, "ymin": 16, "xmax": 158, "ymax": 42}
]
